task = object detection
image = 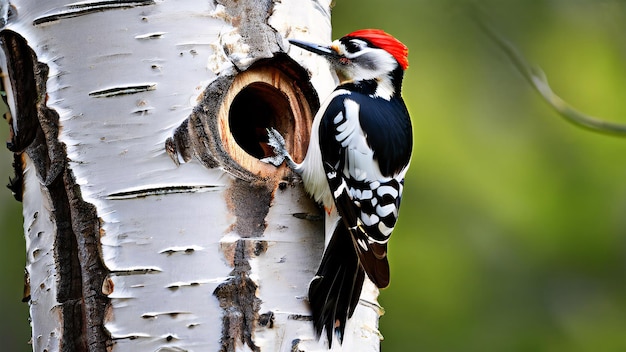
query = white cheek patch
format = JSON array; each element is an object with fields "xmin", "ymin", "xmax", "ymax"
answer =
[{"xmin": 346, "ymin": 48, "xmax": 397, "ymax": 77}]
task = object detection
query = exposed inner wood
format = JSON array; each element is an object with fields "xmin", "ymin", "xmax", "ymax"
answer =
[{"xmin": 217, "ymin": 65, "xmax": 313, "ymax": 179}]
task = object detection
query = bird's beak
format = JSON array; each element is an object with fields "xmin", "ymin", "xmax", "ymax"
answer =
[{"xmin": 288, "ymin": 39, "xmax": 340, "ymax": 59}]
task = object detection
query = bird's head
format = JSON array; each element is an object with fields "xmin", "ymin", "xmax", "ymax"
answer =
[{"xmin": 289, "ymin": 29, "xmax": 408, "ymax": 97}]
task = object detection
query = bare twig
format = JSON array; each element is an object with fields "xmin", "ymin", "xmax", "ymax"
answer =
[{"xmin": 471, "ymin": 6, "xmax": 626, "ymax": 137}]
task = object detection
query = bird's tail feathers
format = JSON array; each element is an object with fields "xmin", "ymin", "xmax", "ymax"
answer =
[{"xmin": 308, "ymin": 223, "xmax": 365, "ymax": 346}]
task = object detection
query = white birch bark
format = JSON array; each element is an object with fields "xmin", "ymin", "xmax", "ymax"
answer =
[{"xmin": 0, "ymin": 1, "xmax": 383, "ymax": 351}]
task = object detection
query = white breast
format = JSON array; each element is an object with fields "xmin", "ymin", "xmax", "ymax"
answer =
[{"xmin": 298, "ymin": 89, "xmax": 350, "ymax": 209}]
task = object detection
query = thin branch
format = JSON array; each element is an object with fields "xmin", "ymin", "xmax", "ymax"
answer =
[{"xmin": 471, "ymin": 7, "xmax": 626, "ymax": 137}]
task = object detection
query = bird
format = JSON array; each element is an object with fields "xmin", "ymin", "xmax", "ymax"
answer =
[{"xmin": 262, "ymin": 29, "xmax": 412, "ymax": 346}]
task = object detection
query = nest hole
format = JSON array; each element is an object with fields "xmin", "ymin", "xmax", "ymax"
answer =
[
  {"xmin": 229, "ymin": 82, "xmax": 292, "ymax": 160},
  {"xmin": 218, "ymin": 64, "xmax": 315, "ymax": 179}
]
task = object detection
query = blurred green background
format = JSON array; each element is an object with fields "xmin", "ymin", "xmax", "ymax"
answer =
[{"xmin": 2, "ymin": 0, "xmax": 626, "ymax": 351}]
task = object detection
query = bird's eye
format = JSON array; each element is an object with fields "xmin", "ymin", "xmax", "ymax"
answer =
[{"xmin": 344, "ymin": 40, "xmax": 360, "ymax": 53}]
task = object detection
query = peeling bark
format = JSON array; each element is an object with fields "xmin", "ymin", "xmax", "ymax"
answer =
[
  {"xmin": 1, "ymin": 28, "xmax": 110, "ymax": 352},
  {"xmin": 213, "ymin": 179, "xmax": 273, "ymax": 351},
  {"xmin": 214, "ymin": 239, "xmax": 263, "ymax": 352},
  {"xmin": 212, "ymin": 0, "xmax": 284, "ymax": 70}
]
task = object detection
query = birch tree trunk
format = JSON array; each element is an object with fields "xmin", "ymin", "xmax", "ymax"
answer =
[{"xmin": 0, "ymin": 1, "xmax": 383, "ymax": 351}]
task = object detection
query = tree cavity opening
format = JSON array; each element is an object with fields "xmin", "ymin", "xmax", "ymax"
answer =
[
  {"xmin": 229, "ymin": 82, "xmax": 291, "ymax": 160},
  {"xmin": 218, "ymin": 63, "xmax": 316, "ymax": 179}
]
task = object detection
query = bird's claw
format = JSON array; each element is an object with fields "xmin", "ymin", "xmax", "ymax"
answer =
[
  {"xmin": 266, "ymin": 127, "xmax": 287, "ymax": 151},
  {"xmin": 260, "ymin": 154, "xmax": 285, "ymax": 167},
  {"xmin": 260, "ymin": 128, "xmax": 288, "ymax": 167}
]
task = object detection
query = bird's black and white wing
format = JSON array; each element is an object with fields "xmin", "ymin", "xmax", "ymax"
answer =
[
  {"xmin": 319, "ymin": 90, "xmax": 411, "ymax": 287},
  {"xmin": 309, "ymin": 89, "xmax": 411, "ymax": 343}
]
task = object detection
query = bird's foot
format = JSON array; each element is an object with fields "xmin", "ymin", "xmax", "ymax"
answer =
[{"xmin": 260, "ymin": 128, "xmax": 288, "ymax": 167}]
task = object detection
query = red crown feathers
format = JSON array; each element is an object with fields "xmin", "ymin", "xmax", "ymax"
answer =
[{"xmin": 344, "ymin": 29, "xmax": 409, "ymax": 70}]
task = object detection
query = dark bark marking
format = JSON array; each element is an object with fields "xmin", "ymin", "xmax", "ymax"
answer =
[
  {"xmin": 291, "ymin": 338, "xmax": 304, "ymax": 352},
  {"xmin": 287, "ymin": 314, "xmax": 312, "ymax": 322},
  {"xmin": 191, "ymin": 74, "xmax": 234, "ymax": 171},
  {"xmin": 192, "ymin": 74, "xmax": 253, "ymax": 179},
  {"xmin": 38, "ymin": 106, "xmax": 66, "ymax": 186},
  {"xmin": 160, "ymin": 247, "xmax": 197, "ymax": 256},
  {"xmin": 109, "ymin": 268, "xmax": 161, "ymax": 276},
  {"xmin": 292, "ymin": 212, "xmax": 323, "ymax": 221},
  {"xmin": 88, "ymin": 83, "xmax": 156, "ymax": 98},
  {"xmin": 0, "ymin": 2, "xmax": 15, "ymax": 28},
  {"xmin": 0, "ymin": 30, "xmax": 39, "ymax": 153},
  {"xmin": 105, "ymin": 184, "xmax": 220, "ymax": 200},
  {"xmin": 258, "ymin": 311, "xmax": 274, "ymax": 328},
  {"xmin": 212, "ymin": 178, "xmax": 274, "ymax": 351},
  {"xmin": 165, "ymin": 119, "xmax": 192, "ymax": 166},
  {"xmin": 214, "ymin": 240, "xmax": 262, "ymax": 352},
  {"xmin": 226, "ymin": 178, "xmax": 272, "ymax": 238},
  {"xmin": 215, "ymin": 0, "xmax": 283, "ymax": 70},
  {"xmin": 33, "ymin": 1, "xmax": 156, "ymax": 26},
  {"xmin": 0, "ymin": 30, "xmax": 111, "ymax": 352},
  {"xmin": 47, "ymin": 174, "xmax": 87, "ymax": 352},
  {"xmin": 22, "ymin": 268, "xmax": 31, "ymax": 302},
  {"xmin": 7, "ymin": 153, "xmax": 24, "ymax": 201},
  {"xmin": 166, "ymin": 73, "xmax": 262, "ymax": 181},
  {"xmin": 64, "ymin": 174, "xmax": 111, "ymax": 351}
]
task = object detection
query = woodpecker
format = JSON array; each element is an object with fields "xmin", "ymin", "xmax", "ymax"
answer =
[{"xmin": 263, "ymin": 29, "xmax": 412, "ymax": 345}]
